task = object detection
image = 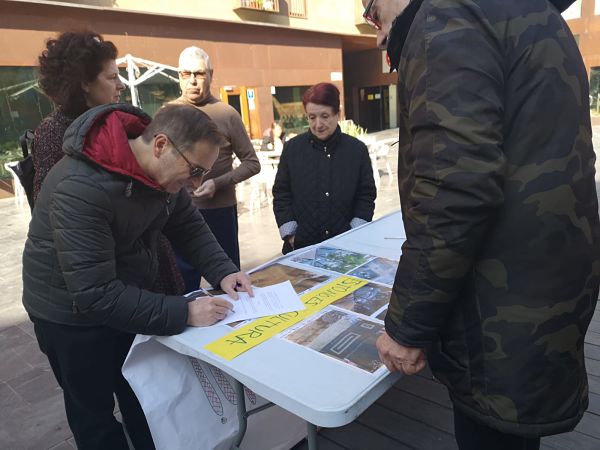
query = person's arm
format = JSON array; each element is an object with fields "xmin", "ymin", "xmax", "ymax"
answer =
[
  {"xmin": 32, "ymin": 118, "xmax": 68, "ymax": 201},
  {"xmin": 211, "ymin": 111, "xmax": 260, "ymax": 191},
  {"xmin": 386, "ymin": 2, "xmax": 505, "ymax": 349},
  {"xmin": 49, "ymin": 176, "xmax": 190, "ymax": 336},
  {"xmin": 351, "ymin": 143, "xmax": 377, "ymax": 227},
  {"xmin": 272, "ymin": 145, "xmax": 297, "ymax": 241}
]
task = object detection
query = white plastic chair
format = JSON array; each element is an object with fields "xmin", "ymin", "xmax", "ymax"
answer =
[
  {"xmin": 368, "ymin": 145, "xmax": 381, "ymax": 186},
  {"xmin": 375, "ymin": 143, "xmax": 394, "ymax": 182},
  {"xmin": 4, "ymin": 162, "xmax": 27, "ymax": 208}
]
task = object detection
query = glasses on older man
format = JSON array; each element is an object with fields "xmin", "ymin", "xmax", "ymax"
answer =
[
  {"xmin": 363, "ymin": 0, "xmax": 381, "ymax": 30},
  {"xmin": 179, "ymin": 70, "xmax": 209, "ymax": 80},
  {"xmin": 162, "ymin": 135, "xmax": 211, "ymax": 179}
]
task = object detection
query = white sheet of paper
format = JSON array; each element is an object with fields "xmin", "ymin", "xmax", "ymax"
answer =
[{"xmin": 215, "ymin": 280, "xmax": 304, "ymax": 325}]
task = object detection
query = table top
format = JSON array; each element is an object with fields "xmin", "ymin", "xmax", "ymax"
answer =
[{"xmin": 156, "ymin": 210, "xmax": 406, "ymax": 427}]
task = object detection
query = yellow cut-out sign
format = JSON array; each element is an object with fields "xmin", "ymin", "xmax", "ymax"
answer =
[{"xmin": 204, "ymin": 276, "xmax": 369, "ymax": 360}]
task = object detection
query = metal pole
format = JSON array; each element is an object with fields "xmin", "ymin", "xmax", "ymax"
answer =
[
  {"xmin": 231, "ymin": 380, "xmax": 248, "ymax": 449},
  {"xmin": 307, "ymin": 422, "xmax": 319, "ymax": 450},
  {"xmin": 125, "ymin": 54, "xmax": 139, "ymax": 107}
]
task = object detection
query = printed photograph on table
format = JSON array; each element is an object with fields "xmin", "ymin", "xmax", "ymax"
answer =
[
  {"xmin": 284, "ymin": 308, "xmax": 385, "ymax": 373},
  {"xmin": 250, "ymin": 263, "xmax": 330, "ymax": 294},
  {"xmin": 333, "ymin": 283, "xmax": 392, "ymax": 317},
  {"xmin": 348, "ymin": 257, "xmax": 398, "ymax": 286},
  {"xmin": 291, "ymin": 246, "xmax": 372, "ymax": 274}
]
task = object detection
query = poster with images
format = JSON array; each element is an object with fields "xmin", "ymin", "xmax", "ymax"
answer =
[
  {"xmin": 283, "ymin": 308, "xmax": 385, "ymax": 373},
  {"xmin": 291, "ymin": 246, "xmax": 372, "ymax": 274},
  {"xmin": 333, "ymin": 283, "xmax": 392, "ymax": 317},
  {"xmin": 250, "ymin": 263, "xmax": 329, "ymax": 294},
  {"xmin": 348, "ymin": 257, "xmax": 398, "ymax": 286}
]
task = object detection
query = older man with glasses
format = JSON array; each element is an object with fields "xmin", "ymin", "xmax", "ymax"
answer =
[
  {"xmin": 170, "ymin": 46, "xmax": 260, "ymax": 292},
  {"xmin": 361, "ymin": 1, "xmax": 600, "ymax": 450}
]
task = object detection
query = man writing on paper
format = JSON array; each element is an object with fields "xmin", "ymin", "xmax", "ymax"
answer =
[
  {"xmin": 22, "ymin": 103, "xmax": 253, "ymax": 450},
  {"xmin": 362, "ymin": 0, "xmax": 600, "ymax": 449}
]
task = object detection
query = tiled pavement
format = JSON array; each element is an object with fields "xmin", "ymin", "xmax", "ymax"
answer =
[{"xmin": 1, "ymin": 126, "xmax": 599, "ymax": 449}]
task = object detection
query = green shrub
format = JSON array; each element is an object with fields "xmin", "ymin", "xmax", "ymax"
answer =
[{"xmin": 339, "ymin": 119, "xmax": 367, "ymax": 138}]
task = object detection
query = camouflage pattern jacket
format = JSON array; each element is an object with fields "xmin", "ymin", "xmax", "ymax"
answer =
[{"xmin": 386, "ymin": 0, "xmax": 600, "ymax": 437}]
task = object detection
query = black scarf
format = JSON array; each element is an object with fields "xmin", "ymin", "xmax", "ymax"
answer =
[
  {"xmin": 386, "ymin": 0, "xmax": 425, "ymax": 72},
  {"xmin": 386, "ymin": 0, "xmax": 577, "ymax": 73}
]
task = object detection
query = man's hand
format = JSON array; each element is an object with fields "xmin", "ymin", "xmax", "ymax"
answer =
[
  {"xmin": 376, "ymin": 331, "xmax": 426, "ymax": 375},
  {"xmin": 193, "ymin": 179, "xmax": 216, "ymax": 199},
  {"xmin": 287, "ymin": 235, "xmax": 295, "ymax": 248},
  {"xmin": 220, "ymin": 272, "xmax": 254, "ymax": 300},
  {"xmin": 187, "ymin": 297, "xmax": 234, "ymax": 327}
]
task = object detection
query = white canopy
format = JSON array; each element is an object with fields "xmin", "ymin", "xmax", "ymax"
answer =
[{"xmin": 116, "ymin": 54, "xmax": 179, "ymax": 107}]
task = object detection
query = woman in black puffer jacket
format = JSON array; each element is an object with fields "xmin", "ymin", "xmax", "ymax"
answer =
[{"xmin": 272, "ymin": 82, "xmax": 376, "ymax": 254}]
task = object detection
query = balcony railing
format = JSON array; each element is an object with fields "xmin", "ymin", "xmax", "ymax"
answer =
[
  {"xmin": 288, "ymin": 0, "xmax": 307, "ymax": 18},
  {"xmin": 238, "ymin": 0, "xmax": 280, "ymax": 13}
]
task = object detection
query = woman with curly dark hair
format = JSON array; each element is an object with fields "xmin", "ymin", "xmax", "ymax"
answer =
[{"xmin": 33, "ymin": 31, "xmax": 125, "ymax": 200}]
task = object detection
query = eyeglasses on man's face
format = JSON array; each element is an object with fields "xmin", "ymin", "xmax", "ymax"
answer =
[
  {"xmin": 363, "ymin": 0, "xmax": 382, "ymax": 30},
  {"xmin": 161, "ymin": 135, "xmax": 211, "ymax": 179},
  {"xmin": 179, "ymin": 70, "xmax": 209, "ymax": 80}
]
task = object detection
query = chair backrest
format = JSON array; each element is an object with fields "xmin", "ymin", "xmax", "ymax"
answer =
[{"xmin": 376, "ymin": 143, "xmax": 390, "ymax": 157}]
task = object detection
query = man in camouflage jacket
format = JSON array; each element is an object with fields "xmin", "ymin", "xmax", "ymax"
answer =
[{"xmin": 363, "ymin": 0, "xmax": 600, "ymax": 448}]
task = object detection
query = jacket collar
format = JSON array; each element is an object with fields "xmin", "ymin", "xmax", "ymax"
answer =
[
  {"xmin": 386, "ymin": 0, "xmax": 425, "ymax": 72},
  {"xmin": 307, "ymin": 125, "xmax": 342, "ymax": 151},
  {"xmin": 63, "ymin": 103, "xmax": 161, "ymax": 190},
  {"xmin": 550, "ymin": 0, "xmax": 577, "ymax": 12}
]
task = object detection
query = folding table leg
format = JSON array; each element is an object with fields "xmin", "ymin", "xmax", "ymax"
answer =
[
  {"xmin": 231, "ymin": 379, "xmax": 247, "ymax": 449},
  {"xmin": 307, "ymin": 422, "xmax": 319, "ymax": 450}
]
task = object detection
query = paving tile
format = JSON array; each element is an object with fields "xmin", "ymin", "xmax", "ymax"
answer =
[
  {"xmin": 0, "ymin": 381, "xmax": 25, "ymax": 410},
  {"xmin": 17, "ymin": 320, "xmax": 36, "ymax": 339},
  {"xmin": 0, "ymin": 347, "xmax": 32, "ymax": 383},
  {"xmin": 0, "ymin": 325, "xmax": 31, "ymax": 353},
  {"xmin": 0, "ymin": 304, "xmax": 28, "ymax": 332},
  {"xmin": 1, "ymin": 394, "xmax": 71, "ymax": 450},
  {"xmin": 47, "ymin": 441, "xmax": 74, "ymax": 450},
  {"xmin": 12, "ymin": 340, "xmax": 50, "ymax": 370},
  {"xmin": 7, "ymin": 366, "xmax": 62, "ymax": 406}
]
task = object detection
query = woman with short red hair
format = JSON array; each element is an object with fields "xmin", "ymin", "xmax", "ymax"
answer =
[{"xmin": 273, "ymin": 82, "xmax": 376, "ymax": 254}]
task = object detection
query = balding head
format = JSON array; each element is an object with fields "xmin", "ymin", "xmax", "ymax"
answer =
[{"xmin": 178, "ymin": 46, "xmax": 212, "ymax": 72}]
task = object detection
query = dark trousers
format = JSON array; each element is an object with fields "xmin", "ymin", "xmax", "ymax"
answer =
[
  {"xmin": 176, "ymin": 205, "xmax": 240, "ymax": 292},
  {"xmin": 454, "ymin": 406, "xmax": 540, "ymax": 450},
  {"xmin": 31, "ymin": 316, "xmax": 155, "ymax": 450}
]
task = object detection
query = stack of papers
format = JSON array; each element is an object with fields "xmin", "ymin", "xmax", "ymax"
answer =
[{"xmin": 207, "ymin": 280, "xmax": 305, "ymax": 325}]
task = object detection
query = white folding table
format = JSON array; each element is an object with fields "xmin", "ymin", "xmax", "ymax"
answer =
[{"xmin": 127, "ymin": 211, "xmax": 406, "ymax": 449}]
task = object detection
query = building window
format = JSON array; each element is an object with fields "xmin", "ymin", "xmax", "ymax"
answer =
[
  {"xmin": 590, "ymin": 67, "xmax": 600, "ymax": 114},
  {"xmin": 237, "ymin": 0, "xmax": 280, "ymax": 13},
  {"xmin": 562, "ymin": 0, "xmax": 582, "ymax": 20},
  {"xmin": 596, "ymin": 0, "xmax": 600, "ymax": 15},
  {"xmin": 0, "ymin": 67, "xmax": 53, "ymax": 180},
  {"xmin": 272, "ymin": 86, "xmax": 310, "ymax": 135},
  {"xmin": 287, "ymin": 0, "xmax": 307, "ymax": 18}
]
